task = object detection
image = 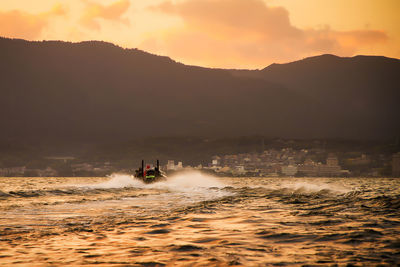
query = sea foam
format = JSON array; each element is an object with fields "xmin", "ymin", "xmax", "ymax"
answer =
[{"xmin": 81, "ymin": 171, "xmax": 225, "ymax": 191}]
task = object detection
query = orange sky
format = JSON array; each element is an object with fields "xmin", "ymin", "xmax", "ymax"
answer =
[{"xmin": 0, "ymin": 0, "xmax": 399, "ymax": 69}]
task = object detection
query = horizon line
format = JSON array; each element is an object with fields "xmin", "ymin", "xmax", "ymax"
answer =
[{"xmin": 2, "ymin": 36, "xmax": 399, "ymax": 71}]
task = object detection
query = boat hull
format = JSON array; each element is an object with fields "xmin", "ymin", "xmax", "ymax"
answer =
[{"xmin": 134, "ymin": 175, "xmax": 166, "ymax": 184}]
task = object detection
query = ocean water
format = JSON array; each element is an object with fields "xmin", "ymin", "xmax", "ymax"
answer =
[{"xmin": 0, "ymin": 172, "xmax": 399, "ymax": 266}]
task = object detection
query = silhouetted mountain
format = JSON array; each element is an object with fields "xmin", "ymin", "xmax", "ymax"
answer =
[
  {"xmin": 266, "ymin": 54, "xmax": 400, "ymax": 139},
  {"xmin": 0, "ymin": 37, "xmax": 399, "ymax": 144},
  {"xmin": 232, "ymin": 54, "xmax": 400, "ymax": 139}
]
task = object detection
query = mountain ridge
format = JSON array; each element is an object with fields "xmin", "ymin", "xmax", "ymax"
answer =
[
  {"xmin": 262, "ymin": 54, "xmax": 399, "ymax": 71},
  {"xmin": 0, "ymin": 37, "xmax": 399, "ymax": 143}
]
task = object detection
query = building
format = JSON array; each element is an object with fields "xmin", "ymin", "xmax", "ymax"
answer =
[
  {"xmin": 176, "ymin": 161, "xmax": 183, "ymax": 170},
  {"xmin": 297, "ymin": 159, "xmax": 318, "ymax": 176},
  {"xmin": 166, "ymin": 160, "xmax": 184, "ymax": 171},
  {"xmin": 0, "ymin": 166, "xmax": 26, "ymax": 177},
  {"xmin": 326, "ymin": 154, "xmax": 339, "ymax": 166},
  {"xmin": 318, "ymin": 154, "xmax": 341, "ymax": 176},
  {"xmin": 393, "ymin": 152, "xmax": 400, "ymax": 177},
  {"xmin": 208, "ymin": 149, "xmax": 346, "ymax": 177},
  {"xmin": 281, "ymin": 165, "xmax": 298, "ymax": 176},
  {"xmin": 167, "ymin": 160, "xmax": 175, "ymax": 170},
  {"xmin": 232, "ymin": 166, "xmax": 246, "ymax": 176},
  {"xmin": 318, "ymin": 164, "xmax": 341, "ymax": 176},
  {"xmin": 211, "ymin": 156, "xmax": 221, "ymax": 166},
  {"xmin": 346, "ymin": 154, "xmax": 371, "ymax": 166}
]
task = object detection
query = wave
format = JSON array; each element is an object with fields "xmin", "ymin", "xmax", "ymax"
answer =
[
  {"xmin": 1, "ymin": 187, "xmax": 134, "ymax": 199},
  {"xmin": 280, "ymin": 180, "xmax": 352, "ymax": 194},
  {"xmin": 0, "ymin": 172, "xmax": 231, "ymax": 208},
  {"xmin": 78, "ymin": 171, "xmax": 230, "ymax": 199},
  {"xmin": 78, "ymin": 173, "xmax": 143, "ymax": 189},
  {"xmin": 145, "ymin": 171, "xmax": 226, "ymax": 190},
  {"xmin": 2, "ymin": 175, "xmax": 399, "ymax": 217},
  {"xmin": 78, "ymin": 171, "xmax": 224, "ymax": 190}
]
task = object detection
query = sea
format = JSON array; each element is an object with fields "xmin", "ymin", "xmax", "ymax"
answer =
[{"xmin": 0, "ymin": 172, "xmax": 399, "ymax": 266}]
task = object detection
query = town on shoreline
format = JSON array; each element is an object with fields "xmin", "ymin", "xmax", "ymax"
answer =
[{"xmin": 1, "ymin": 140, "xmax": 399, "ymax": 178}]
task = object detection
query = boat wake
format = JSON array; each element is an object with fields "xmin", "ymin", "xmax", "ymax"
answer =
[
  {"xmin": 82, "ymin": 171, "xmax": 226, "ymax": 192},
  {"xmin": 80, "ymin": 173, "xmax": 142, "ymax": 189}
]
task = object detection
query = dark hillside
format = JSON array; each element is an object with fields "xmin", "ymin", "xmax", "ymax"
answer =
[
  {"xmin": 0, "ymin": 37, "xmax": 317, "ymax": 143},
  {"xmin": 233, "ymin": 54, "xmax": 400, "ymax": 139},
  {"xmin": 1, "ymin": 38, "xmax": 399, "ymax": 145}
]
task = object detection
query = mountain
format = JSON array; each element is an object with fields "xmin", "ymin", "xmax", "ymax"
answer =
[
  {"xmin": 276, "ymin": 54, "xmax": 399, "ymax": 137},
  {"xmin": 231, "ymin": 54, "xmax": 400, "ymax": 139},
  {"xmin": 0, "ymin": 37, "xmax": 399, "ymax": 145}
]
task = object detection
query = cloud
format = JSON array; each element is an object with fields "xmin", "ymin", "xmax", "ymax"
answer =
[
  {"xmin": 80, "ymin": 0, "xmax": 131, "ymax": 30},
  {"xmin": 0, "ymin": 4, "xmax": 67, "ymax": 40},
  {"xmin": 152, "ymin": 0, "xmax": 302, "ymax": 40},
  {"xmin": 144, "ymin": 0, "xmax": 388, "ymax": 68}
]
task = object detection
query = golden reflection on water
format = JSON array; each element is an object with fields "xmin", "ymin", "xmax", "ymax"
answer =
[{"xmin": 0, "ymin": 175, "xmax": 399, "ymax": 266}]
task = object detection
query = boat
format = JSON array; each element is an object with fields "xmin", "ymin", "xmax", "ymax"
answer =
[{"xmin": 134, "ymin": 160, "xmax": 166, "ymax": 184}]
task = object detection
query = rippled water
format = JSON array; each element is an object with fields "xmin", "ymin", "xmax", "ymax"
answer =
[{"xmin": 0, "ymin": 172, "xmax": 399, "ymax": 266}]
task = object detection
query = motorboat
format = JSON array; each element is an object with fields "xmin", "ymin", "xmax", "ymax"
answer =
[{"xmin": 134, "ymin": 160, "xmax": 166, "ymax": 184}]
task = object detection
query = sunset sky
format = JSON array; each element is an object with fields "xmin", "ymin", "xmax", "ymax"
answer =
[{"xmin": 1, "ymin": 0, "xmax": 399, "ymax": 68}]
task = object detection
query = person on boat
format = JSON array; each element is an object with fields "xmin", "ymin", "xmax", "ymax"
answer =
[{"xmin": 144, "ymin": 165, "xmax": 151, "ymax": 177}]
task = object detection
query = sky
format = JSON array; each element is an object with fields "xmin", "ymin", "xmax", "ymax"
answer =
[{"xmin": 0, "ymin": 0, "xmax": 399, "ymax": 69}]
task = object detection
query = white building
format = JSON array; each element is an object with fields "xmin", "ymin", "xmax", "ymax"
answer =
[
  {"xmin": 167, "ymin": 160, "xmax": 175, "ymax": 170},
  {"xmin": 167, "ymin": 160, "xmax": 184, "ymax": 170},
  {"xmin": 177, "ymin": 161, "xmax": 183, "ymax": 170}
]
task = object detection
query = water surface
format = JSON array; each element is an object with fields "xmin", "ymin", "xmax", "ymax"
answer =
[{"xmin": 0, "ymin": 173, "xmax": 399, "ymax": 266}]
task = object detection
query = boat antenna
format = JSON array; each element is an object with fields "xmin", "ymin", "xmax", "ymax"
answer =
[{"xmin": 141, "ymin": 160, "xmax": 144, "ymax": 178}]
